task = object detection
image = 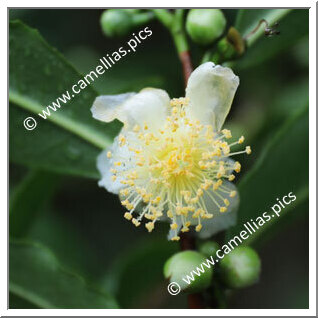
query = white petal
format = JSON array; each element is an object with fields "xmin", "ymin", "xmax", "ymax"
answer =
[
  {"xmin": 185, "ymin": 62, "xmax": 239, "ymax": 131},
  {"xmin": 197, "ymin": 181, "xmax": 239, "ymax": 239},
  {"xmin": 97, "ymin": 134, "xmax": 135, "ymax": 194},
  {"xmin": 92, "ymin": 88, "xmax": 170, "ymax": 133},
  {"xmin": 91, "ymin": 93, "xmax": 135, "ymax": 123},
  {"xmin": 121, "ymin": 88, "xmax": 170, "ymax": 131}
]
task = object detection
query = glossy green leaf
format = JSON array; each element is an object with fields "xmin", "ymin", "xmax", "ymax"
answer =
[
  {"xmin": 10, "ymin": 170, "xmax": 60, "ymax": 237},
  {"xmin": 9, "ymin": 240, "xmax": 119, "ymax": 309},
  {"xmin": 9, "ymin": 292, "xmax": 40, "ymax": 309},
  {"xmin": 226, "ymin": 105, "xmax": 308, "ymax": 245},
  {"xmin": 9, "ymin": 20, "xmax": 119, "ymax": 178}
]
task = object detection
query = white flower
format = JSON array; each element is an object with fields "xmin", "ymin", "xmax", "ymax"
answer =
[{"xmin": 91, "ymin": 62, "xmax": 251, "ymax": 241}]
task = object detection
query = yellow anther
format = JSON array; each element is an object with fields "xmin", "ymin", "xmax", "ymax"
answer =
[
  {"xmin": 230, "ymin": 191, "xmax": 237, "ymax": 198},
  {"xmin": 119, "ymin": 134, "xmax": 126, "ymax": 146},
  {"xmin": 170, "ymin": 223, "xmax": 178, "ymax": 230},
  {"xmin": 171, "ymin": 236, "xmax": 180, "ymax": 241},
  {"xmin": 220, "ymin": 207, "xmax": 227, "ymax": 213},
  {"xmin": 110, "ymin": 168, "xmax": 117, "ymax": 174},
  {"xmin": 214, "ymin": 148, "xmax": 222, "ymax": 157},
  {"xmin": 213, "ymin": 179, "xmax": 223, "ymax": 191},
  {"xmin": 235, "ymin": 162, "xmax": 241, "ymax": 173},
  {"xmin": 228, "ymin": 174, "xmax": 235, "ymax": 181},
  {"xmin": 193, "ymin": 209, "xmax": 204, "ymax": 218},
  {"xmin": 246, "ymin": 146, "xmax": 252, "ymax": 155},
  {"xmin": 153, "ymin": 196, "xmax": 161, "ymax": 204},
  {"xmin": 120, "ymin": 189, "xmax": 129, "ymax": 196},
  {"xmin": 224, "ymin": 199, "xmax": 230, "ymax": 206},
  {"xmin": 195, "ymin": 224, "xmax": 202, "ymax": 232},
  {"xmin": 121, "ymin": 199, "xmax": 128, "ymax": 206},
  {"xmin": 145, "ymin": 222, "xmax": 155, "ymax": 232},
  {"xmin": 238, "ymin": 136, "xmax": 245, "ymax": 144},
  {"xmin": 107, "ymin": 151, "xmax": 112, "ymax": 158},
  {"xmin": 133, "ymin": 125, "xmax": 140, "ymax": 132},
  {"xmin": 132, "ymin": 218, "xmax": 141, "ymax": 227},
  {"xmin": 145, "ymin": 213, "xmax": 155, "ymax": 220},
  {"xmin": 124, "ymin": 212, "xmax": 132, "ymax": 220},
  {"xmin": 197, "ymin": 189, "xmax": 203, "ymax": 197},
  {"xmin": 111, "ymin": 175, "xmax": 117, "ymax": 181},
  {"xmin": 202, "ymin": 213, "xmax": 213, "ymax": 219},
  {"xmin": 126, "ymin": 203, "xmax": 134, "ymax": 210},
  {"xmin": 144, "ymin": 123, "xmax": 148, "ymax": 130},
  {"xmin": 217, "ymin": 165, "xmax": 225, "ymax": 178},
  {"xmin": 114, "ymin": 161, "xmax": 122, "ymax": 166},
  {"xmin": 181, "ymin": 227, "xmax": 189, "ymax": 232},
  {"xmin": 222, "ymin": 129, "xmax": 232, "ymax": 139}
]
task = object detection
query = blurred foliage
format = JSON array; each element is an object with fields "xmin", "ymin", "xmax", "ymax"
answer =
[
  {"xmin": 10, "ymin": 240, "xmax": 118, "ymax": 308},
  {"xmin": 9, "ymin": 8, "xmax": 309, "ymax": 309}
]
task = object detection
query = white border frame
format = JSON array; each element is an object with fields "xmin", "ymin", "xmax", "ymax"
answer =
[{"xmin": 2, "ymin": 1, "xmax": 316, "ymax": 316}]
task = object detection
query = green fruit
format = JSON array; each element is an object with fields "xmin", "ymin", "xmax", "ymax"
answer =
[
  {"xmin": 164, "ymin": 250, "xmax": 213, "ymax": 293},
  {"xmin": 100, "ymin": 9, "xmax": 134, "ymax": 37},
  {"xmin": 220, "ymin": 246, "xmax": 261, "ymax": 289},
  {"xmin": 199, "ymin": 241, "xmax": 220, "ymax": 257},
  {"xmin": 186, "ymin": 9, "xmax": 226, "ymax": 45}
]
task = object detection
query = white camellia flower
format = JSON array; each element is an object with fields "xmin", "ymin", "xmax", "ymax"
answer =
[{"xmin": 91, "ymin": 62, "xmax": 251, "ymax": 241}]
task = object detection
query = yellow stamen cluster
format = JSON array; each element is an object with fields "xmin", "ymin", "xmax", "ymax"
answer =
[{"xmin": 109, "ymin": 97, "xmax": 251, "ymax": 240}]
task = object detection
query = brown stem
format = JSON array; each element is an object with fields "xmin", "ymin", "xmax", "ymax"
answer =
[
  {"xmin": 179, "ymin": 233, "xmax": 205, "ymax": 309},
  {"xmin": 179, "ymin": 51, "xmax": 193, "ymax": 87},
  {"xmin": 187, "ymin": 293, "xmax": 205, "ymax": 309}
]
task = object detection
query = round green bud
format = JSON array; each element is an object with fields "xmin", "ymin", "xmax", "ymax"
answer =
[
  {"xmin": 164, "ymin": 250, "xmax": 213, "ymax": 293},
  {"xmin": 220, "ymin": 246, "xmax": 261, "ymax": 289},
  {"xmin": 100, "ymin": 9, "xmax": 134, "ymax": 37},
  {"xmin": 186, "ymin": 9, "xmax": 226, "ymax": 45},
  {"xmin": 199, "ymin": 241, "xmax": 220, "ymax": 258}
]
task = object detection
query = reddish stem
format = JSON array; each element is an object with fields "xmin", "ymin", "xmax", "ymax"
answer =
[
  {"xmin": 187, "ymin": 293, "xmax": 205, "ymax": 309},
  {"xmin": 179, "ymin": 234, "xmax": 205, "ymax": 309},
  {"xmin": 179, "ymin": 51, "xmax": 193, "ymax": 86}
]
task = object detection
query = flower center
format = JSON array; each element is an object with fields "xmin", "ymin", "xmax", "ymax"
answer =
[{"xmin": 108, "ymin": 97, "xmax": 251, "ymax": 240}]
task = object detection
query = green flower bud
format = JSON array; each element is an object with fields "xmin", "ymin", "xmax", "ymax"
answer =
[
  {"xmin": 220, "ymin": 246, "xmax": 261, "ymax": 289},
  {"xmin": 100, "ymin": 10, "xmax": 154, "ymax": 38},
  {"xmin": 100, "ymin": 10, "xmax": 133, "ymax": 37},
  {"xmin": 164, "ymin": 250, "xmax": 213, "ymax": 293},
  {"xmin": 199, "ymin": 241, "xmax": 220, "ymax": 258},
  {"xmin": 186, "ymin": 9, "xmax": 226, "ymax": 45}
]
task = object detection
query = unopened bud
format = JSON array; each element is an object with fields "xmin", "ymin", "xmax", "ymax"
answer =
[
  {"xmin": 220, "ymin": 246, "xmax": 261, "ymax": 289},
  {"xmin": 164, "ymin": 251, "xmax": 213, "ymax": 293},
  {"xmin": 186, "ymin": 9, "xmax": 226, "ymax": 45}
]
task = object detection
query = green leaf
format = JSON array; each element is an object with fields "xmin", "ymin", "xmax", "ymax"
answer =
[
  {"xmin": 9, "ymin": 292, "xmax": 40, "ymax": 309},
  {"xmin": 226, "ymin": 105, "xmax": 308, "ymax": 245},
  {"xmin": 9, "ymin": 20, "xmax": 120, "ymax": 177},
  {"xmin": 10, "ymin": 170, "xmax": 60, "ymax": 237},
  {"xmin": 235, "ymin": 9, "xmax": 292, "ymax": 45},
  {"xmin": 235, "ymin": 10, "xmax": 308, "ymax": 69},
  {"xmin": 9, "ymin": 240, "xmax": 119, "ymax": 309}
]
